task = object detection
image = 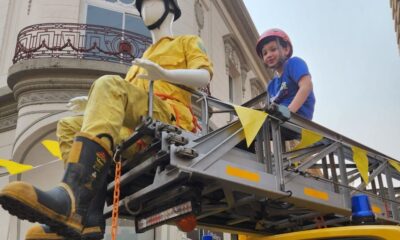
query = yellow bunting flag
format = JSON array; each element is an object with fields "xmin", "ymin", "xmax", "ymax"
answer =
[
  {"xmin": 351, "ymin": 146, "xmax": 369, "ymax": 184},
  {"xmin": 234, "ymin": 105, "xmax": 268, "ymax": 147},
  {"xmin": 292, "ymin": 128, "xmax": 323, "ymax": 151},
  {"xmin": 389, "ymin": 160, "xmax": 400, "ymax": 173},
  {"xmin": 41, "ymin": 140, "xmax": 62, "ymax": 160},
  {"xmin": 0, "ymin": 159, "xmax": 33, "ymax": 175}
]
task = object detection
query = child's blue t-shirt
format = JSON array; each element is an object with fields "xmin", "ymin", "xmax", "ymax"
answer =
[{"xmin": 267, "ymin": 56, "xmax": 315, "ymax": 120}]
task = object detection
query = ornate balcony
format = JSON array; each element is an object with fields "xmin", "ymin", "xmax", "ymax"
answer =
[
  {"xmin": 12, "ymin": 23, "xmax": 152, "ymax": 65},
  {"xmin": 10, "ymin": 22, "xmax": 211, "ymax": 95}
]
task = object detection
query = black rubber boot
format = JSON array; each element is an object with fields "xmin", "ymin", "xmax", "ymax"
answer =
[
  {"xmin": 0, "ymin": 133, "xmax": 112, "ymax": 240},
  {"xmin": 25, "ymin": 181, "xmax": 108, "ymax": 240},
  {"xmin": 80, "ymin": 180, "xmax": 107, "ymax": 240}
]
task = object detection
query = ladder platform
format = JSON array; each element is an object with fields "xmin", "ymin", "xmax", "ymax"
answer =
[{"xmin": 104, "ymin": 114, "xmax": 400, "ymax": 234}]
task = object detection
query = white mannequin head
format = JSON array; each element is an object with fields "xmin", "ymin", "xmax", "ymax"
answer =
[{"xmin": 141, "ymin": 0, "xmax": 174, "ymax": 43}]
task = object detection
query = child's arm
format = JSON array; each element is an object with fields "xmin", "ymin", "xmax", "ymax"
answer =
[{"xmin": 288, "ymin": 75, "xmax": 313, "ymax": 113}]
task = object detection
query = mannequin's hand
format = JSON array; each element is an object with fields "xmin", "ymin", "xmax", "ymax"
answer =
[
  {"xmin": 132, "ymin": 58, "xmax": 210, "ymax": 88},
  {"xmin": 133, "ymin": 58, "xmax": 169, "ymax": 81},
  {"xmin": 67, "ymin": 96, "xmax": 88, "ymax": 113}
]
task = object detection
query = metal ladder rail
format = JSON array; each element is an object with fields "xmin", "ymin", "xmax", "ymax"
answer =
[
  {"xmin": 177, "ymin": 115, "xmax": 400, "ymax": 230},
  {"xmin": 279, "ymin": 113, "xmax": 400, "ymax": 222}
]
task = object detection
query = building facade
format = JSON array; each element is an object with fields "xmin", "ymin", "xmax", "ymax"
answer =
[
  {"xmin": 391, "ymin": 0, "xmax": 400, "ymax": 51},
  {"xmin": 0, "ymin": 0, "xmax": 272, "ymax": 239}
]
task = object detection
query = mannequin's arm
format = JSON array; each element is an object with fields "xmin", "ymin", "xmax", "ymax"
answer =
[{"xmin": 133, "ymin": 58, "xmax": 210, "ymax": 89}]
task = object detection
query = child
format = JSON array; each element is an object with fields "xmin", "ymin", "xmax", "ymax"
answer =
[
  {"xmin": 256, "ymin": 29, "xmax": 324, "ymax": 178},
  {"xmin": 256, "ymin": 28, "xmax": 315, "ymax": 120}
]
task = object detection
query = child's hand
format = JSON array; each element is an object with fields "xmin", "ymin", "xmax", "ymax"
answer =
[{"xmin": 267, "ymin": 103, "xmax": 279, "ymax": 113}]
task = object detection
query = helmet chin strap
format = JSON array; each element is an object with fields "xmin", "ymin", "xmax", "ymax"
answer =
[
  {"xmin": 146, "ymin": 0, "xmax": 174, "ymax": 30},
  {"xmin": 271, "ymin": 39, "xmax": 288, "ymax": 73}
]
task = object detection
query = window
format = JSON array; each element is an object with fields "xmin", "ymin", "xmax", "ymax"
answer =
[
  {"xmin": 224, "ymin": 34, "xmax": 249, "ymax": 103},
  {"xmin": 105, "ymin": 0, "xmax": 134, "ymax": 4},
  {"xmin": 85, "ymin": 1, "xmax": 150, "ymax": 37},
  {"xmin": 119, "ymin": 0, "xmax": 134, "ymax": 4},
  {"xmin": 250, "ymin": 78, "xmax": 266, "ymax": 109},
  {"xmin": 83, "ymin": 1, "xmax": 151, "ymax": 63},
  {"xmin": 86, "ymin": 5, "xmax": 123, "ymax": 29},
  {"xmin": 229, "ymin": 76, "xmax": 234, "ymax": 103},
  {"xmin": 126, "ymin": 13, "xmax": 151, "ymax": 37},
  {"xmin": 229, "ymin": 75, "xmax": 235, "ymax": 121}
]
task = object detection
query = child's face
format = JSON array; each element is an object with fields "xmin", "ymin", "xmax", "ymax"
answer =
[{"xmin": 261, "ymin": 40, "xmax": 290, "ymax": 69}]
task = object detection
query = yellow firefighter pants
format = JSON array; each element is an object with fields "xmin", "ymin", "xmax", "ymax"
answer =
[
  {"xmin": 57, "ymin": 115, "xmax": 136, "ymax": 163},
  {"xmin": 81, "ymin": 75, "xmax": 175, "ymax": 150}
]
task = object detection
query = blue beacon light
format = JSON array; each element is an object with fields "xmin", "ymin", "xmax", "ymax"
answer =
[
  {"xmin": 351, "ymin": 194, "xmax": 375, "ymax": 224},
  {"xmin": 202, "ymin": 235, "xmax": 213, "ymax": 240}
]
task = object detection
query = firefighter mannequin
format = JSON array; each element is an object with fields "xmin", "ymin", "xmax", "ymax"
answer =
[{"xmin": 0, "ymin": 0, "xmax": 213, "ymax": 239}]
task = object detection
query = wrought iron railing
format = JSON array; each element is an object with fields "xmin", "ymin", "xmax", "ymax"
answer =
[{"xmin": 12, "ymin": 23, "xmax": 152, "ymax": 65}]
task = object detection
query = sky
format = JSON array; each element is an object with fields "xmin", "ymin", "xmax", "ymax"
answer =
[{"xmin": 243, "ymin": 0, "xmax": 400, "ymax": 160}]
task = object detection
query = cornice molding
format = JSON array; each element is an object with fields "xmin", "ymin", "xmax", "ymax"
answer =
[
  {"xmin": 7, "ymin": 58, "xmax": 128, "ymax": 90},
  {"xmin": 0, "ymin": 102, "xmax": 17, "ymax": 118},
  {"xmin": 391, "ymin": 0, "xmax": 400, "ymax": 51},
  {"xmin": 12, "ymin": 81, "xmax": 93, "ymax": 100},
  {"xmin": 7, "ymin": 58, "xmax": 128, "ymax": 105},
  {"xmin": 0, "ymin": 92, "xmax": 18, "ymax": 132},
  {"xmin": 18, "ymin": 90, "xmax": 87, "ymax": 109},
  {"xmin": 0, "ymin": 113, "xmax": 17, "ymax": 132},
  {"xmin": 213, "ymin": 0, "xmax": 273, "ymax": 83}
]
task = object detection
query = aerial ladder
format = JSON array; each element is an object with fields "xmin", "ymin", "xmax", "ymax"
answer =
[{"xmin": 104, "ymin": 84, "xmax": 400, "ymax": 237}]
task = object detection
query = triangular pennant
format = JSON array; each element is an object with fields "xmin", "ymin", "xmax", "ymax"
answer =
[
  {"xmin": 0, "ymin": 159, "xmax": 33, "ymax": 175},
  {"xmin": 351, "ymin": 146, "xmax": 369, "ymax": 184},
  {"xmin": 389, "ymin": 159, "xmax": 400, "ymax": 173},
  {"xmin": 41, "ymin": 140, "xmax": 62, "ymax": 160},
  {"xmin": 292, "ymin": 128, "xmax": 323, "ymax": 151},
  {"xmin": 234, "ymin": 105, "xmax": 268, "ymax": 147}
]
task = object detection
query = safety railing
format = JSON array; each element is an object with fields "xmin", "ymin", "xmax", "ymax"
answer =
[
  {"xmin": 12, "ymin": 23, "xmax": 152, "ymax": 65},
  {"xmin": 279, "ymin": 112, "xmax": 400, "ymax": 221},
  {"xmin": 181, "ymin": 88, "xmax": 400, "ymax": 223}
]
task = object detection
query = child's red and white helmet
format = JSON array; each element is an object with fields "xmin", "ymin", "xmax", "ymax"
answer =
[{"xmin": 256, "ymin": 28, "xmax": 293, "ymax": 58}]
